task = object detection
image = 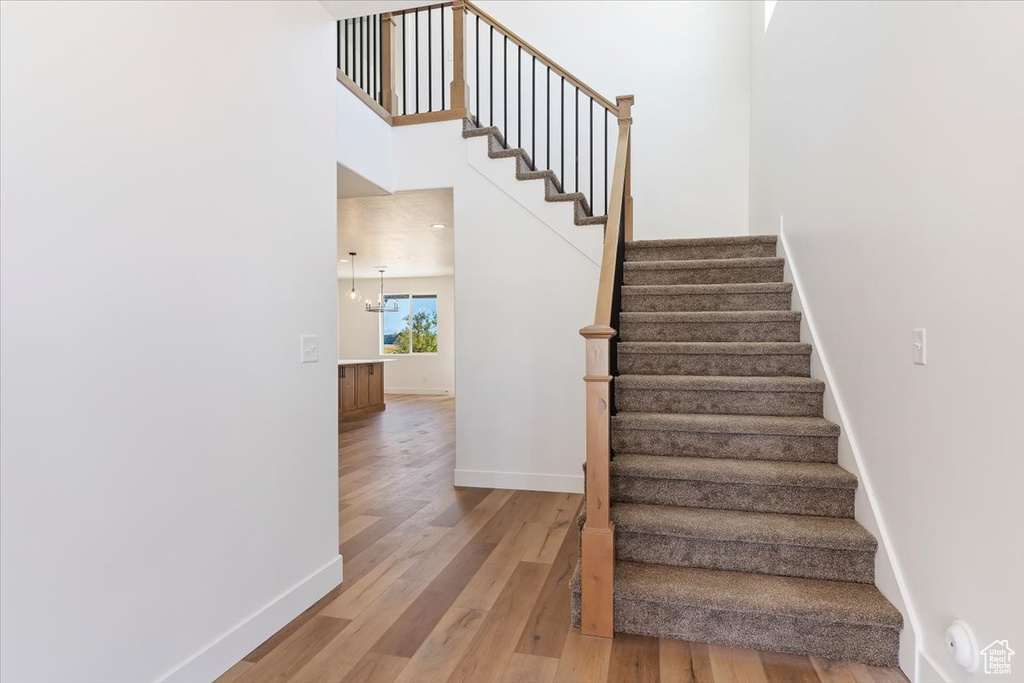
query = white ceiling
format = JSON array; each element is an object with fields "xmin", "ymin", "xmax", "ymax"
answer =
[
  {"xmin": 338, "ymin": 189, "xmax": 454, "ymax": 280},
  {"xmin": 320, "ymin": 1, "xmax": 428, "ymax": 20}
]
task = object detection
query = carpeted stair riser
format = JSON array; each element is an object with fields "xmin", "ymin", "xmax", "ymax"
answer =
[
  {"xmin": 621, "ymin": 285, "xmax": 792, "ymax": 313},
  {"xmin": 624, "ymin": 259, "xmax": 785, "ymax": 286},
  {"xmin": 570, "ymin": 563, "xmax": 901, "ymax": 667},
  {"xmin": 618, "ymin": 344, "xmax": 811, "ymax": 377},
  {"xmin": 614, "ymin": 387, "xmax": 823, "ymax": 417},
  {"xmin": 574, "ymin": 507, "xmax": 875, "ymax": 584},
  {"xmin": 620, "ymin": 320, "xmax": 801, "ymax": 343},
  {"xmin": 615, "ymin": 532, "xmax": 874, "ymax": 584},
  {"xmin": 610, "ymin": 476, "xmax": 855, "ymax": 517},
  {"xmin": 610, "ymin": 428, "xmax": 838, "ymax": 463},
  {"xmin": 571, "ymin": 589, "xmax": 900, "ymax": 668},
  {"xmin": 625, "ymin": 236, "xmax": 778, "ymax": 262}
]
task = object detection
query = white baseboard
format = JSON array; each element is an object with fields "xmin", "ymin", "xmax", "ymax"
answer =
[
  {"xmin": 385, "ymin": 387, "xmax": 454, "ymax": 396},
  {"xmin": 454, "ymin": 468, "xmax": 584, "ymax": 494},
  {"xmin": 158, "ymin": 555, "xmax": 343, "ymax": 683},
  {"xmin": 917, "ymin": 650, "xmax": 953, "ymax": 683},
  {"xmin": 778, "ymin": 227, "xmax": 921, "ymax": 680}
]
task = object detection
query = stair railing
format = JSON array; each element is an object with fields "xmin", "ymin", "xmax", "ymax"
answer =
[
  {"xmin": 579, "ymin": 94, "xmax": 632, "ymax": 638},
  {"xmin": 336, "ymin": 1, "xmax": 622, "ymax": 220},
  {"xmin": 337, "ymin": 0, "xmax": 633, "ymax": 639}
]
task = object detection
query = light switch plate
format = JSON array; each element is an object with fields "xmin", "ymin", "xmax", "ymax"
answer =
[
  {"xmin": 301, "ymin": 335, "xmax": 319, "ymax": 363},
  {"xmin": 913, "ymin": 328, "xmax": 926, "ymax": 365}
]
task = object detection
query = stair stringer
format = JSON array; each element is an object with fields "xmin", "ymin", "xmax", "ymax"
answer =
[
  {"xmin": 778, "ymin": 226, "xmax": 920, "ymax": 680},
  {"xmin": 464, "ymin": 131, "xmax": 604, "ymax": 267}
]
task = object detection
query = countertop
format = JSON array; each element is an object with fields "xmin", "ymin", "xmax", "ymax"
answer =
[{"xmin": 337, "ymin": 358, "xmax": 397, "ymax": 366}]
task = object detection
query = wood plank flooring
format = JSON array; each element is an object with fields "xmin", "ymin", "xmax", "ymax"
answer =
[{"xmin": 217, "ymin": 394, "xmax": 908, "ymax": 683}]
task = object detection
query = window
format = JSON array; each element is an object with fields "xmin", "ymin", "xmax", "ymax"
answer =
[{"xmin": 381, "ymin": 294, "xmax": 438, "ymax": 354}]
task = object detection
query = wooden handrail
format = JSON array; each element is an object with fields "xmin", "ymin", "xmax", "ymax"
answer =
[
  {"xmin": 462, "ymin": 0, "xmax": 618, "ymax": 115},
  {"xmin": 593, "ymin": 96, "xmax": 633, "ymax": 325},
  {"xmin": 578, "ymin": 94, "xmax": 633, "ymax": 639}
]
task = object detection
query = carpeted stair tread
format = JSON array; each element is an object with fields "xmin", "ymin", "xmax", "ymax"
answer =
[
  {"xmin": 613, "ymin": 412, "xmax": 839, "ymax": 437},
  {"xmin": 462, "ymin": 124, "xmax": 501, "ymax": 139},
  {"xmin": 618, "ymin": 341, "xmax": 811, "ymax": 356},
  {"xmin": 611, "ymin": 503, "xmax": 875, "ymax": 551},
  {"xmin": 628, "ymin": 235, "xmax": 778, "ymax": 250},
  {"xmin": 621, "ymin": 310, "xmax": 801, "ymax": 323},
  {"xmin": 589, "ymin": 562, "xmax": 901, "ymax": 629},
  {"xmin": 622, "ymin": 282, "xmax": 792, "ymax": 295},
  {"xmin": 625, "ymin": 257, "xmax": 784, "ymax": 271},
  {"xmin": 611, "ymin": 454, "xmax": 857, "ymax": 489},
  {"xmin": 615, "ymin": 375, "xmax": 823, "ymax": 393}
]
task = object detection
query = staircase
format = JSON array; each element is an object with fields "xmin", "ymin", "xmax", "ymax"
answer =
[
  {"xmin": 571, "ymin": 235, "xmax": 903, "ymax": 667},
  {"xmin": 333, "ymin": 1, "xmax": 903, "ymax": 668}
]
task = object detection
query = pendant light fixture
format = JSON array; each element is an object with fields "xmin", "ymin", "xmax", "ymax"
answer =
[
  {"xmin": 365, "ymin": 269, "xmax": 399, "ymax": 313},
  {"xmin": 344, "ymin": 252, "xmax": 361, "ymax": 303}
]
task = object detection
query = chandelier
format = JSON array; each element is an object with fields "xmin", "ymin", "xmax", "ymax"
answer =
[{"xmin": 365, "ymin": 269, "xmax": 399, "ymax": 313}]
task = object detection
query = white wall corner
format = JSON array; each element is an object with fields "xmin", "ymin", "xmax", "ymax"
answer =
[
  {"xmin": 777, "ymin": 227, "xmax": 922, "ymax": 681},
  {"xmin": 464, "ymin": 134, "xmax": 604, "ymax": 266},
  {"xmin": 158, "ymin": 556, "xmax": 342, "ymax": 683}
]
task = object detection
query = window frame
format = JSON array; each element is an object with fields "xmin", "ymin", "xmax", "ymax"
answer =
[{"xmin": 379, "ymin": 292, "xmax": 439, "ymax": 356}]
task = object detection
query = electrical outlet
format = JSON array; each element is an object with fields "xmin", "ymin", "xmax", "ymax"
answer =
[
  {"xmin": 913, "ymin": 328, "xmax": 926, "ymax": 365},
  {"xmin": 301, "ymin": 335, "xmax": 319, "ymax": 363}
]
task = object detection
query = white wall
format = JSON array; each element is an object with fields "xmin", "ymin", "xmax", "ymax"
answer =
[
  {"xmin": 749, "ymin": 2, "xmax": 1024, "ymax": 680},
  {"xmin": 0, "ymin": 2, "xmax": 340, "ymax": 682},
  {"xmin": 338, "ymin": 83, "xmax": 394, "ymax": 193},
  {"xmin": 338, "ymin": 276, "xmax": 456, "ymax": 394},
  {"xmin": 469, "ymin": 1, "xmax": 752, "ymax": 240},
  {"xmin": 378, "ymin": 117, "xmax": 598, "ymax": 493}
]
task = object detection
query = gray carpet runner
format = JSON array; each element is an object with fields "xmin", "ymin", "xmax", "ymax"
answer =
[{"xmin": 570, "ymin": 234, "xmax": 902, "ymax": 667}]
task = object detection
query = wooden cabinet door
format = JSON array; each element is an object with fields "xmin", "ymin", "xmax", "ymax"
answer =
[
  {"xmin": 356, "ymin": 364, "xmax": 371, "ymax": 408},
  {"xmin": 339, "ymin": 365, "xmax": 357, "ymax": 413},
  {"xmin": 368, "ymin": 362, "xmax": 384, "ymax": 406}
]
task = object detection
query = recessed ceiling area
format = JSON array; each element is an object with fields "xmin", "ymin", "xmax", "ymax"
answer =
[{"xmin": 338, "ymin": 189, "xmax": 454, "ymax": 280}]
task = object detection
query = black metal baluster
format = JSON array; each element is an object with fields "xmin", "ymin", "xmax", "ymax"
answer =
[
  {"xmin": 489, "ymin": 25, "xmax": 493, "ymax": 126},
  {"xmin": 531, "ymin": 56, "xmax": 535, "ymax": 169},
  {"xmin": 441, "ymin": 8, "xmax": 446, "ymax": 110},
  {"xmin": 604, "ymin": 110, "xmax": 609, "ymax": 215},
  {"xmin": 360, "ymin": 17, "xmax": 365, "ymax": 89},
  {"xmin": 428, "ymin": 8, "xmax": 432, "ymax": 111},
  {"xmin": 503, "ymin": 35, "xmax": 507, "ymax": 143},
  {"xmin": 546, "ymin": 66, "xmax": 550, "ymax": 170},
  {"xmin": 517, "ymin": 46, "xmax": 521, "ymax": 148},
  {"xmin": 337, "ymin": 21, "xmax": 341, "ymax": 70},
  {"xmin": 574, "ymin": 87, "xmax": 579, "ymax": 192},
  {"xmin": 402, "ymin": 15, "xmax": 407, "ymax": 115},
  {"xmin": 560, "ymin": 76, "xmax": 564, "ymax": 185},
  {"xmin": 374, "ymin": 14, "xmax": 378, "ymax": 100},
  {"xmin": 415, "ymin": 10, "xmax": 420, "ymax": 113},
  {"xmin": 475, "ymin": 15, "xmax": 480, "ymax": 122},
  {"xmin": 589, "ymin": 98, "xmax": 594, "ymax": 212}
]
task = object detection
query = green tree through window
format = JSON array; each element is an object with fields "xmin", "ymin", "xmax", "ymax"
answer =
[{"xmin": 382, "ymin": 295, "xmax": 437, "ymax": 354}]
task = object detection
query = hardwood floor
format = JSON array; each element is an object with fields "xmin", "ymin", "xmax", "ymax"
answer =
[{"xmin": 216, "ymin": 394, "xmax": 908, "ymax": 683}]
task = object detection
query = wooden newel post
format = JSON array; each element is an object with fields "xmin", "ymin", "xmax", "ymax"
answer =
[
  {"xmin": 579, "ymin": 323, "xmax": 616, "ymax": 638},
  {"xmin": 380, "ymin": 14, "xmax": 398, "ymax": 114},
  {"xmin": 450, "ymin": 0, "xmax": 470, "ymax": 117}
]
